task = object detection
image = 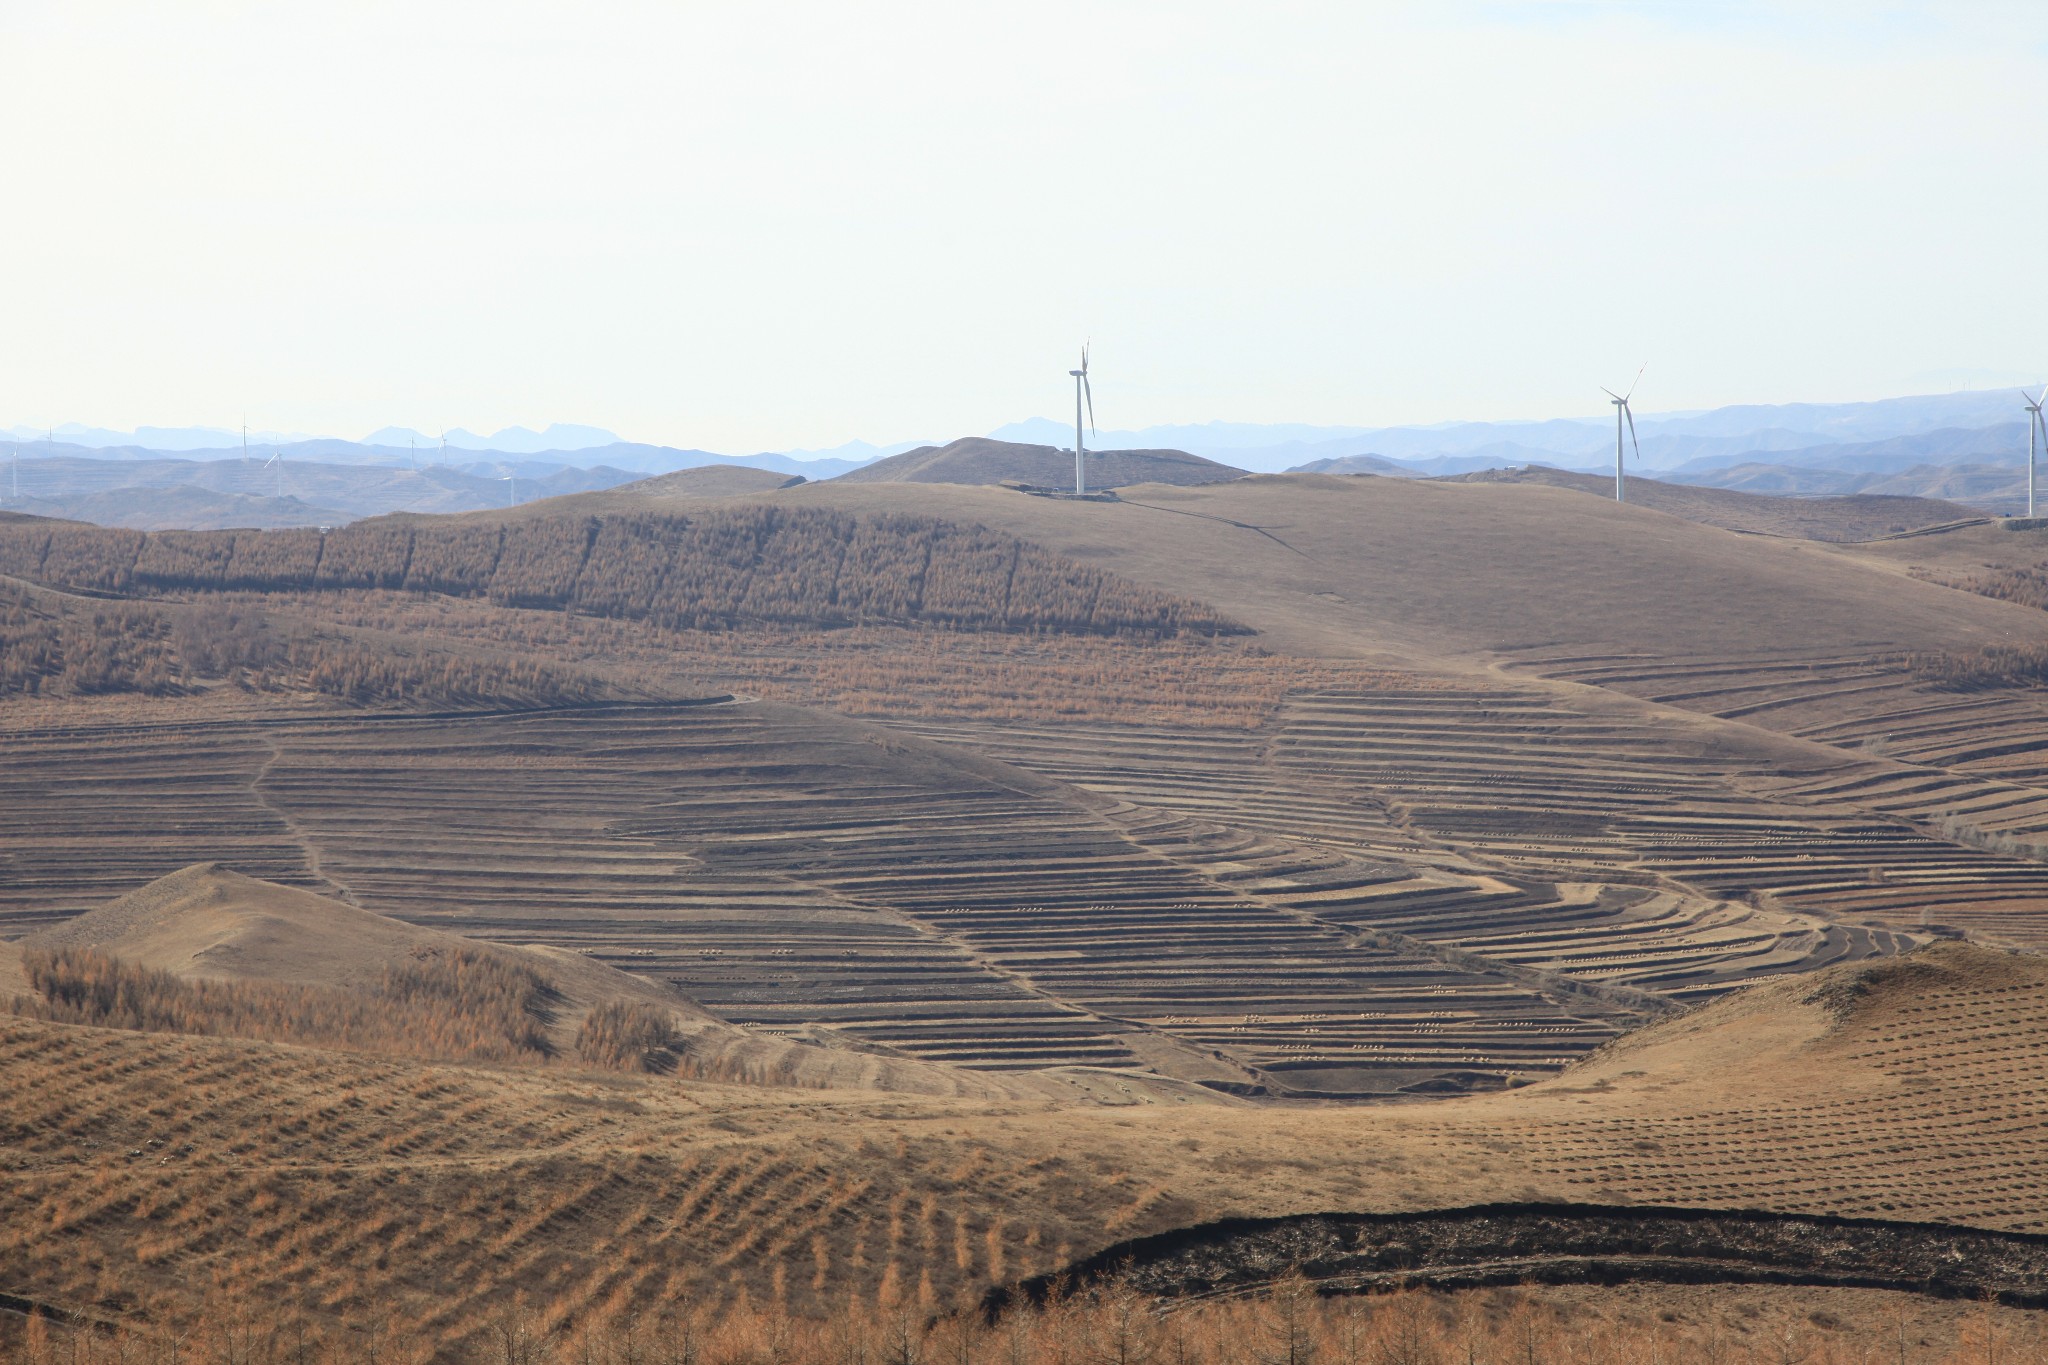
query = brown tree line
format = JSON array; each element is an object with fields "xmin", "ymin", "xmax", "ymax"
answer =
[
  {"xmin": 1908, "ymin": 644, "xmax": 2048, "ymax": 691},
  {"xmin": 11, "ymin": 945, "xmax": 556, "ymax": 1065},
  {"xmin": 574, "ymin": 1000, "xmax": 681, "ymax": 1072},
  {"xmin": 0, "ymin": 507, "xmax": 1243, "ymax": 637},
  {"xmin": 0, "ymin": 588, "xmax": 618, "ymax": 707},
  {"xmin": 1941, "ymin": 563, "xmax": 2048, "ymax": 613}
]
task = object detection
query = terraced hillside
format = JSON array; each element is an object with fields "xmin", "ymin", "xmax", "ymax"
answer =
[
  {"xmin": 0, "ymin": 700, "xmax": 1648, "ymax": 1095},
  {"xmin": 7, "ymin": 478, "xmax": 2048, "ymax": 1096},
  {"xmin": 7, "ymin": 666, "xmax": 2012, "ymax": 1097}
]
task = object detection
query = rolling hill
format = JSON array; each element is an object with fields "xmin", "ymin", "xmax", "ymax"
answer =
[
  {"xmin": 608, "ymin": 464, "xmax": 806, "ymax": 498},
  {"xmin": 832, "ymin": 437, "xmax": 1245, "ymax": 490},
  {"xmin": 743, "ymin": 473, "xmax": 2042, "ymax": 664},
  {"xmin": 1439, "ymin": 464, "xmax": 1982, "ymax": 541}
]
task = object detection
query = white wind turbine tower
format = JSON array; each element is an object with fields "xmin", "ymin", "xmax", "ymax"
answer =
[
  {"xmin": 263, "ymin": 451, "xmax": 283, "ymax": 500},
  {"xmin": 1068, "ymin": 344, "xmax": 1095, "ymax": 495},
  {"xmin": 1600, "ymin": 365, "xmax": 1646, "ymax": 503},
  {"xmin": 2023, "ymin": 386, "xmax": 2046, "ymax": 518},
  {"xmin": 502, "ymin": 473, "xmax": 516, "ymax": 507}
]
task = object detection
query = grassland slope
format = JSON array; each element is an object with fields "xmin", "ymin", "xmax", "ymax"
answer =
[
  {"xmin": 0, "ymin": 940, "xmax": 2042, "ymax": 1346},
  {"xmin": 1444, "ymin": 465, "xmax": 1981, "ymax": 542},
  {"xmin": 748, "ymin": 474, "xmax": 2046, "ymax": 664},
  {"xmin": 609, "ymin": 464, "xmax": 804, "ymax": 498},
  {"xmin": 21, "ymin": 863, "xmax": 695, "ymax": 1023},
  {"xmin": 833, "ymin": 438, "xmax": 1245, "ymax": 490}
]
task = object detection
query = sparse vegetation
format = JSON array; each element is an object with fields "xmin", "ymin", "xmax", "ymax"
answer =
[
  {"xmin": 11, "ymin": 945, "xmax": 557, "ymax": 1064},
  {"xmin": 1907, "ymin": 643, "xmax": 2048, "ymax": 691},
  {"xmin": 0, "ymin": 584, "xmax": 629, "ymax": 707},
  {"xmin": 575, "ymin": 1000, "xmax": 679, "ymax": 1072},
  {"xmin": 0, "ymin": 507, "xmax": 1245, "ymax": 637}
]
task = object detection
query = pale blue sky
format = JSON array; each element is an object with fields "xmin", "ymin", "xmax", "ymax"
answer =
[{"xmin": 1, "ymin": 1, "xmax": 2042, "ymax": 449}]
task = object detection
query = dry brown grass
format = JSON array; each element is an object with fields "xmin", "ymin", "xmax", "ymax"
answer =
[
  {"xmin": 1, "ymin": 943, "xmax": 2044, "ymax": 1357},
  {"xmin": 0, "ymin": 582, "xmax": 638, "ymax": 709},
  {"xmin": 0, "ymin": 505, "xmax": 1242, "ymax": 638},
  {"xmin": 288, "ymin": 593, "xmax": 1420, "ymax": 727},
  {"xmin": 4, "ymin": 1278, "xmax": 2043, "ymax": 1365},
  {"xmin": 11, "ymin": 944, "xmax": 557, "ymax": 1065}
]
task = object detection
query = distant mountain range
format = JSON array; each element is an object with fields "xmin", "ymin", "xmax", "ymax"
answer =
[
  {"xmin": 5, "ymin": 387, "xmax": 2044, "ymax": 525},
  {"xmin": 1000, "ymin": 389, "xmax": 2043, "ymax": 476}
]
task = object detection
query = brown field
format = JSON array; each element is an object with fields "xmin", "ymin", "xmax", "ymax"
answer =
[
  {"xmin": 6, "ymin": 474, "xmax": 2048, "ymax": 1353},
  {"xmin": 0, "ymin": 937, "xmax": 2044, "ymax": 1357}
]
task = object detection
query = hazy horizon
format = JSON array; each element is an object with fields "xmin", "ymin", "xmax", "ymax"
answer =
[{"xmin": 3, "ymin": 2, "xmax": 2043, "ymax": 450}]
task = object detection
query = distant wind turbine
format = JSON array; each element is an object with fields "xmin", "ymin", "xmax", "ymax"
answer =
[
  {"xmin": 1600, "ymin": 365, "xmax": 1646, "ymax": 503},
  {"xmin": 502, "ymin": 473, "xmax": 516, "ymax": 507},
  {"xmin": 2023, "ymin": 387, "xmax": 2047, "ymax": 519},
  {"xmin": 263, "ymin": 451, "xmax": 283, "ymax": 500},
  {"xmin": 1069, "ymin": 344, "xmax": 1095, "ymax": 496}
]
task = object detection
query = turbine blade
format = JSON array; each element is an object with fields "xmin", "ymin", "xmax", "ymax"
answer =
[
  {"xmin": 1600, "ymin": 387, "xmax": 1622, "ymax": 402},
  {"xmin": 1624, "ymin": 404, "xmax": 1641, "ymax": 461},
  {"xmin": 1084, "ymin": 375, "xmax": 1095, "ymax": 435},
  {"xmin": 1624, "ymin": 361, "xmax": 1647, "ymax": 402}
]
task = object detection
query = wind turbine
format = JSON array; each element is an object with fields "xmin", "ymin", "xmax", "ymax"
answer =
[
  {"xmin": 1600, "ymin": 364, "xmax": 1645, "ymax": 503},
  {"xmin": 1068, "ymin": 344, "xmax": 1095, "ymax": 496},
  {"xmin": 502, "ymin": 473, "xmax": 516, "ymax": 507},
  {"xmin": 263, "ymin": 451, "xmax": 283, "ymax": 500},
  {"xmin": 2023, "ymin": 386, "xmax": 2046, "ymax": 519}
]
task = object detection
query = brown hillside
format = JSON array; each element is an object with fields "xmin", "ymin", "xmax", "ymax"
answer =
[
  {"xmin": 22, "ymin": 862, "xmax": 694, "ymax": 1020},
  {"xmin": 610, "ymin": 464, "xmax": 803, "ymax": 498},
  {"xmin": 0, "ymin": 506, "xmax": 1241, "ymax": 638},
  {"xmin": 1, "ymin": 940, "xmax": 2043, "ymax": 1349},
  {"xmin": 746, "ymin": 474, "xmax": 2048, "ymax": 665},
  {"xmin": 832, "ymin": 437, "xmax": 1245, "ymax": 490},
  {"xmin": 14, "ymin": 865, "xmax": 1215, "ymax": 1103},
  {"xmin": 1445, "ymin": 464, "xmax": 1982, "ymax": 542}
]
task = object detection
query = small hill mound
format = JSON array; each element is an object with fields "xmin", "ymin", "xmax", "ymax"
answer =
[
  {"xmin": 612, "ymin": 464, "xmax": 804, "ymax": 499},
  {"xmin": 1290, "ymin": 454, "xmax": 1414, "ymax": 477},
  {"xmin": 17, "ymin": 866, "xmax": 1209, "ymax": 1101},
  {"xmin": 22, "ymin": 863, "xmax": 696, "ymax": 1039},
  {"xmin": 1443, "ymin": 465, "xmax": 1980, "ymax": 542},
  {"xmin": 1558, "ymin": 940, "xmax": 2040, "ymax": 1096},
  {"xmin": 835, "ymin": 438, "xmax": 1245, "ymax": 490}
]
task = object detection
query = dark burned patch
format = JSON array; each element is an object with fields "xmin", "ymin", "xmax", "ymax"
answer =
[{"xmin": 987, "ymin": 1203, "xmax": 2048, "ymax": 1317}]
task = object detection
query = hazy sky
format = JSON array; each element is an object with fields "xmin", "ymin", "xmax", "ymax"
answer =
[{"xmin": 3, "ymin": 2, "xmax": 2043, "ymax": 450}]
